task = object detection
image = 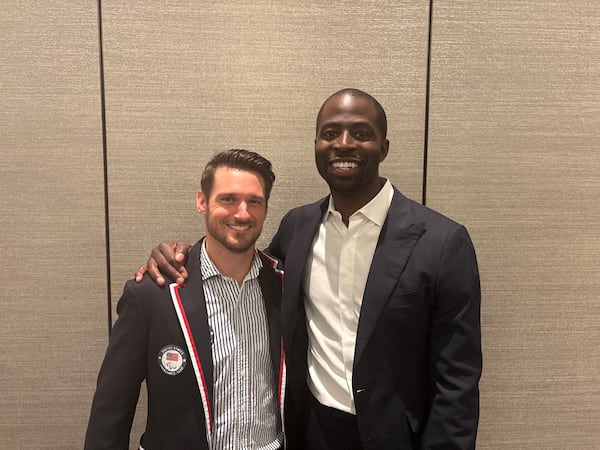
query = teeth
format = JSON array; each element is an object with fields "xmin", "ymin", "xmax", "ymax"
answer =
[
  {"xmin": 332, "ymin": 161, "xmax": 358, "ymax": 170},
  {"xmin": 230, "ymin": 225, "xmax": 250, "ymax": 231}
]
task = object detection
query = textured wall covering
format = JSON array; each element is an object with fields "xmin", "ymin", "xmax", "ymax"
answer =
[
  {"xmin": 1, "ymin": 1, "xmax": 599, "ymax": 449},
  {"xmin": 0, "ymin": 1, "xmax": 108, "ymax": 449},
  {"xmin": 100, "ymin": 1, "xmax": 430, "ymax": 444},
  {"xmin": 427, "ymin": 2, "xmax": 600, "ymax": 448},
  {"xmin": 101, "ymin": 0, "xmax": 429, "ymax": 294}
]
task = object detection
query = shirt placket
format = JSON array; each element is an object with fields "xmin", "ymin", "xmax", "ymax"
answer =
[
  {"xmin": 235, "ymin": 280, "xmax": 251, "ymax": 449},
  {"xmin": 337, "ymin": 218, "xmax": 359, "ymax": 397}
]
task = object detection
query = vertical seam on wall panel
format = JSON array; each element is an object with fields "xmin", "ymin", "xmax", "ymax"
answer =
[
  {"xmin": 97, "ymin": 0, "xmax": 112, "ymax": 338},
  {"xmin": 422, "ymin": 0, "xmax": 434, "ymax": 206}
]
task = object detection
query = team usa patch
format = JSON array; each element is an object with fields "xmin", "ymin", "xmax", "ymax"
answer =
[{"xmin": 158, "ymin": 345, "xmax": 187, "ymax": 376}]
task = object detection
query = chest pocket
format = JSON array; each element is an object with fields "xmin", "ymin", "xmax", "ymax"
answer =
[{"xmin": 383, "ymin": 285, "xmax": 429, "ymax": 334}]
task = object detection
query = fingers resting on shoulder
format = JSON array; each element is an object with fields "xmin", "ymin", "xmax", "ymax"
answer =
[{"xmin": 135, "ymin": 240, "xmax": 191, "ymax": 286}]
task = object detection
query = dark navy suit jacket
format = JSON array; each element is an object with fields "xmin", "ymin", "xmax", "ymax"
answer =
[
  {"xmin": 85, "ymin": 240, "xmax": 285, "ymax": 450},
  {"xmin": 267, "ymin": 187, "xmax": 482, "ymax": 450}
]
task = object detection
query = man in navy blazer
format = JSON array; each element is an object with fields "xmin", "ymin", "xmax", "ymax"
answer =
[
  {"xmin": 141, "ymin": 89, "xmax": 482, "ymax": 449},
  {"xmin": 85, "ymin": 150, "xmax": 286, "ymax": 450},
  {"xmin": 266, "ymin": 180, "xmax": 481, "ymax": 450}
]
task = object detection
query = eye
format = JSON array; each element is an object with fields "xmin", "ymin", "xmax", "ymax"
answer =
[
  {"xmin": 249, "ymin": 198, "xmax": 265, "ymax": 207},
  {"xmin": 320, "ymin": 128, "xmax": 338, "ymax": 140},
  {"xmin": 354, "ymin": 129, "xmax": 372, "ymax": 140}
]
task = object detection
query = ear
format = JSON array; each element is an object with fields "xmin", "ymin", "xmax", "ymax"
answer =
[
  {"xmin": 379, "ymin": 139, "xmax": 390, "ymax": 162},
  {"xmin": 197, "ymin": 190, "xmax": 207, "ymax": 215}
]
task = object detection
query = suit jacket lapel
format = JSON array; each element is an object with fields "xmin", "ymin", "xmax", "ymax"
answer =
[
  {"xmin": 169, "ymin": 241, "xmax": 214, "ymax": 439},
  {"xmin": 258, "ymin": 252, "xmax": 285, "ymax": 410},
  {"xmin": 281, "ymin": 200, "xmax": 327, "ymax": 343},
  {"xmin": 354, "ymin": 190, "xmax": 425, "ymax": 366}
]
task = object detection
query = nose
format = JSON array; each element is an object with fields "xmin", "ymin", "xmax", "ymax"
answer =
[
  {"xmin": 234, "ymin": 202, "xmax": 251, "ymax": 220},
  {"xmin": 334, "ymin": 130, "xmax": 354, "ymax": 150}
]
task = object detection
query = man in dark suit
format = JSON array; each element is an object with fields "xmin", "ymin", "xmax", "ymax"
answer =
[
  {"xmin": 140, "ymin": 89, "xmax": 482, "ymax": 449},
  {"xmin": 85, "ymin": 150, "xmax": 286, "ymax": 450}
]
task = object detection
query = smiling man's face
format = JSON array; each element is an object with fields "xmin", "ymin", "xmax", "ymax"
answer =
[
  {"xmin": 315, "ymin": 93, "xmax": 389, "ymax": 198},
  {"xmin": 197, "ymin": 166, "xmax": 266, "ymax": 255}
]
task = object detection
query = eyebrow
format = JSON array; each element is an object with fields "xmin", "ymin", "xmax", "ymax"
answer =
[
  {"xmin": 319, "ymin": 120, "xmax": 375, "ymax": 130},
  {"xmin": 215, "ymin": 192, "xmax": 265, "ymax": 200}
]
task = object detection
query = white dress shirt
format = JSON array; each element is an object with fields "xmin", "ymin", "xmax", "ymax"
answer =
[{"xmin": 304, "ymin": 179, "xmax": 394, "ymax": 414}]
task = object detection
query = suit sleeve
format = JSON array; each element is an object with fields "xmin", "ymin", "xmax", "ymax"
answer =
[
  {"xmin": 422, "ymin": 225, "xmax": 482, "ymax": 450},
  {"xmin": 84, "ymin": 280, "xmax": 148, "ymax": 450}
]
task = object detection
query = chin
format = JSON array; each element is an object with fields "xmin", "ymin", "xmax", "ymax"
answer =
[
  {"xmin": 326, "ymin": 177, "xmax": 361, "ymax": 193},
  {"xmin": 224, "ymin": 239, "xmax": 256, "ymax": 254}
]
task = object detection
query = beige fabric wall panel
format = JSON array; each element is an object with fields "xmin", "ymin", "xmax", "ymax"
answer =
[
  {"xmin": 102, "ymin": 0, "xmax": 430, "ymax": 294},
  {"xmin": 101, "ymin": 2, "xmax": 430, "ymax": 445},
  {"xmin": 428, "ymin": 2, "xmax": 600, "ymax": 449},
  {"xmin": 0, "ymin": 2, "xmax": 107, "ymax": 449}
]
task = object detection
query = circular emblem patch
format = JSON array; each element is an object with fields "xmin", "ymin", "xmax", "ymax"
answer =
[{"xmin": 158, "ymin": 345, "xmax": 187, "ymax": 376}]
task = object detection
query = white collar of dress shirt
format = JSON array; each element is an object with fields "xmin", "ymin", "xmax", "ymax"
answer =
[{"xmin": 325, "ymin": 178, "xmax": 393, "ymax": 227}]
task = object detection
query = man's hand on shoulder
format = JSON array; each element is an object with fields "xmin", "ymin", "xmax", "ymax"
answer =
[{"xmin": 135, "ymin": 240, "xmax": 191, "ymax": 286}]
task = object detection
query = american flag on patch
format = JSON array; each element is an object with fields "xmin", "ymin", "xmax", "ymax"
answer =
[{"xmin": 166, "ymin": 352, "xmax": 179, "ymax": 362}]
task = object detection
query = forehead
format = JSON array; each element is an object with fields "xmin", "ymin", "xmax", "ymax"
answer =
[
  {"xmin": 318, "ymin": 94, "xmax": 378, "ymax": 127},
  {"xmin": 211, "ymin": 166, "xmax": 265, "ymax": 196}
]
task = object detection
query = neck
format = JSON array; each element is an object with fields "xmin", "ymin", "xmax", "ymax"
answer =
[
  {"xmin": 331, "ymin": 177, "xmax": 386, "ymax": 225},
  {"xmin": 204, "ymin": 239, "xmax": 255, "ymax": 286}
]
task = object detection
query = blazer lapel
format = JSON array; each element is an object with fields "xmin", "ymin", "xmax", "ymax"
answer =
[
  {"xmin": 354, "ymin": 190, "xmax": 425, "ymax": 365},
  {"xmin": 168, "ymin": 241, "xmax": 214, "ymax": 441},
  {"xmin": 281, "ymin": 200, "xmax": 327, "ymax": 342},
  {"xmin": 258, "ymin": 252, "xmax": 286, "ymax": 415}
]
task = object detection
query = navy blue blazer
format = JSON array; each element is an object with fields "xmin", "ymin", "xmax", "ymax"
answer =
[
  {"xmin": 85, "ymin": 240, "xmax": 285, "ymax": 450},
  {"xmin": 267, "ymin": 187, "xmax": 482, "ymax": 450}
]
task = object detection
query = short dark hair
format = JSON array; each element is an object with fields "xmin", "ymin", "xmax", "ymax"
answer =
[
  {"xmin": 200, "ymin": 149, "xmax": 276, "ymax": 202},
  {"xmin": 316, "ymin": 88, "xmax": 388, "ymax": 138}
]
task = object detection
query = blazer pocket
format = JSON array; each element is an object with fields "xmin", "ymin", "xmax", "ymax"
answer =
[
  {"xmin": 387, "ymin": 285, "xmax": 426, "ymax": 310},
  {"xmin": 384, "ymin": 285, "xmax": 430, "ymax": 334}
]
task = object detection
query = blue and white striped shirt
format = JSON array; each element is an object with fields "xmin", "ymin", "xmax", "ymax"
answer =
[{"xmin": 200, "ymin": 242, "xmax": 282, "ymax": 449}]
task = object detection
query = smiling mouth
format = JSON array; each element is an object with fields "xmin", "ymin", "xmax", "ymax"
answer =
[
  {"xmin": 331, "ymin": 161, "xmax": 358, "ymax": 170},
  {"xmin": 228, "ymin": 224, "xmax": 251, "ymax": 231}
]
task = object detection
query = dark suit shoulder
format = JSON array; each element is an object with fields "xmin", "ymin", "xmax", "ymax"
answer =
[
  {"xmin": 281, "ymin": 196, "xmax": 328, "ymax": 221},
  {"xmin": 392, "ymin": 188, "xmax": 459, "ymax": 227},
  {"xmin": 116, "ymin": 276, "xmax": 173, "ymax": 319},
  {"xmin": 267, "ymin": 197, "xmax": 327, "ymax": 261},
  {"xmin": 412, "ymin": 204, "xmax": 473, "ymax": 253}
]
